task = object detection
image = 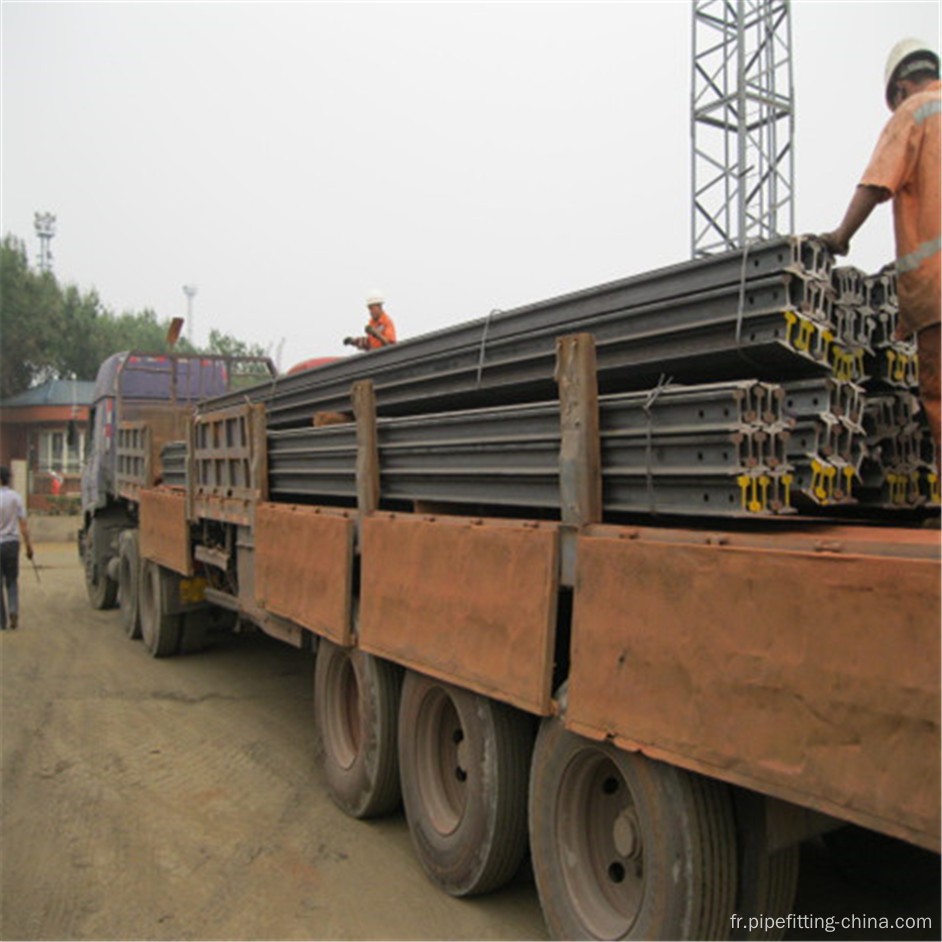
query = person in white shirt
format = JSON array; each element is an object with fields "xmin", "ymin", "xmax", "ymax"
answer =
[{"xmin": 0, "ymin": 466, "xmax": 34, "ymax": 630}]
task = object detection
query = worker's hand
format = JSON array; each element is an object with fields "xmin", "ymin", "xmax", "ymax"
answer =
[
  {"xmin": 365, "ymin": 325, "xmax": 390, "ymax": 346},
  {"xmin": 25, "ymin": 546, "xmax": 33, "ymax": 561},
  {"xmin": 343, "ymin": 337, "xmax": 358, "ymax": 348},
  {"xmin": 819, "ymin": 231, "xmax": 850, "ymax": 257}
]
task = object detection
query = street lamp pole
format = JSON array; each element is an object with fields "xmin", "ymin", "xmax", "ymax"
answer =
[{"xmin": 182, "ymin": 284, "xmax": 198, "ymax": 346}]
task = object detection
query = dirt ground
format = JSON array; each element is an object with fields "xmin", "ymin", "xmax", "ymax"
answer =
[
  {"xmin": 1, "ymin": 544, "xmax": 939, "ymax": 941},
  {"xmin": 1, "ymin": 543, "xmax": 545, "ymax": 941}
]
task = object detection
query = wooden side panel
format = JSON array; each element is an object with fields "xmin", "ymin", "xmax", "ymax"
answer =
[
  {"xmin": 568, "ymin": 535, "xmax": 941, "ymax": 850},
  {"xmin": 359, "ymin": 514, "xmax": 559, "ymax": 715},
  {"xmin": 254, "ymin": 503, "xmax": 354, "ymax": 645},
  {"xmin": 138, "ymin": 487, "xmax": 192, "ymax": 576}
]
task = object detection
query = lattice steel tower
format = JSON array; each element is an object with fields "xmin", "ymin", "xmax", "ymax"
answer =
[
  {"xmin": 34, "ymin": 211, "xmax": 56, "ymax": 273},
  {"xmin": 691, "ymin": 0, "xmax": 795, "ymax": 257}
]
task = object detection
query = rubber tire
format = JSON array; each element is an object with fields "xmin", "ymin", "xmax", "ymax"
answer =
[
  {"xmin": 398, "ymin": 671, "xmax": 533, "ymax": 897},
  {"xmin": 85, "ymin": 520, "xmax": 118, "ymax": 610},
  {"xmin": 178, "ymin": 609, "xmax": 214, "ymax": 655},
  {"xmin": 138, "ymin": 559, "xmax": 182, "ymax": 658},
  {"xmin": 314, "ymin": 640, "xmax": 402, "ymax": 819},
  {"xmin": 529, "ymin": 714, "xmax": 738, "ymax": 940},
  {"xmin": 118, "ymin": 530, "xmax": 142, "ymax": 639},
  {"xmin": 737, "ymin": 845, "xmax": 800, "ymax": 941}
]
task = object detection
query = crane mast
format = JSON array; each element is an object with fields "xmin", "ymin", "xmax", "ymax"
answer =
[{"xmin": 691, "ymin": 0, "xmax": 795, "ymax": 257}]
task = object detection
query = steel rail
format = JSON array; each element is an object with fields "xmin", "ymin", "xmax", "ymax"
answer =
[{"xmin": 200, "ymin": 236, "xmax": 831, "ymax": 418}]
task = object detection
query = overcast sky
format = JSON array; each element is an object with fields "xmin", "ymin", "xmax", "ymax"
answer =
[{"xmin": 2, "ymin": 1, "xmax": 939, "ymax": 372}]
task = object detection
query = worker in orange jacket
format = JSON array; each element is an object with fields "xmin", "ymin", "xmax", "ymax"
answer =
[
  {"xmin": 344, "ymin": 291, "xmax": 398, "ymax": 352},
  {"xmin": 821, "ymin": 39, "xmax": 941, "ymax": 447}
]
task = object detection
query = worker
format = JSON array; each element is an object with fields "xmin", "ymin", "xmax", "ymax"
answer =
[
  {"xmin": 820, "ymin": 38, "xmax": 941, "ymax": 447},
  {"xmin": 344, "ymin": 291, "xmax": 398, "ymax": 351},
  {"xmin": 0, "ymin": 465, "xmax": 34, "ymax": 631}
]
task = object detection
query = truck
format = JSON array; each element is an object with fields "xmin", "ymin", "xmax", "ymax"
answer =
[{"xmin": 80, "ymin": 238, "xmax": 940, "ymax": 941}]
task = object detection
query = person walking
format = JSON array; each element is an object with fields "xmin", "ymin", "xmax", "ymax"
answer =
[
  {"xmin": 820, "ymin": 39, "xmax": 941, "ymax": 446},
  {"xmin": 1, "ymin": 466, "xmax": 34, "ymax": 630},
  {"xmin": 344, "ymin": 291, "xmax": 398, "ymax": 351}
]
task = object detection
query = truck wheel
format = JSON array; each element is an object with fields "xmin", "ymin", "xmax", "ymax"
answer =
[
  {"xmin": 747, "ymin": 846, "xmax": 799, "ymax": 941},
  {"xmin": 118, "ymin": 530, "xmax": 142, "ymax": 639},
  {"xmin": 138, "ymin": 559, "xmax": 182, "ymax": 658},
  {"xmin": 178, "ymin": 609, "xmax": 210, "ymax": 655},
  {"xmin": 314, "ymin": 641, "xmax": 402, "ymax": 818},
  {"xmin": 398, "ymin": 671, "xmax": 532, "ymax": 897},
  {"xmin": 529, "ymin": 714, "xmax": 737, "ymax": 940},
  {"xmin": 85, "ymin": 521, "xmax": 118, "ymax": 610},
  {"xmin": 732, "ymin": 796, "xmax": 800, "ymax": 941}
]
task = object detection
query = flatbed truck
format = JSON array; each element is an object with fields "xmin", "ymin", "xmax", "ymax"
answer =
[{"xmin": 80, "ymin": 299, "xmax": 940, "ymax": 939}]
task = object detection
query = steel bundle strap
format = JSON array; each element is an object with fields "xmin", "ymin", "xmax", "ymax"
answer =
[{"xmin": 642, "ymin": 374, "xmax": 674, "ymax": 513}]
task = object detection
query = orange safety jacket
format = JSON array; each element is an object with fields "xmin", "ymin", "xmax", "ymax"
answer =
[
  {"xmin": 860, "ymin": 79, "xmax": 941, "ymax": 334},
  {"xmin": 366, "ymin": 311, "xmax": 397, "ymax": 350}
]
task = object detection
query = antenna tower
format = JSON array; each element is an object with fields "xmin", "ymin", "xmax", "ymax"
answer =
[
  {"xmin": 34, "ymin": 212, "xmax": 56, "ymax": 273},
  {"xmin": 691, "ymin": 0, "xmax": 795, "ymax": 257}
]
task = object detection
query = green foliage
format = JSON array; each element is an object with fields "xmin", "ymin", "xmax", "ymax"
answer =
[
  {"xmin": 205, "ymin": 327, "xmax": 267, "ymax": 359},
  {"xmin": 0, "ymin": 233, "xmax": 268, "ymax": 398},
  {"xmin": 46, "ymin": 495, "xmax": 82, "ymax": 516},
  {"xmin": 0, "ymin": 236, "xmax": 62, "ymax": 398}
]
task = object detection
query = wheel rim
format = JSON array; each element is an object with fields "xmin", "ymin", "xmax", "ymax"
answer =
[
  {"xmin": 556, "ymin": 748, "xmax": 644, "ymax": 938},
  {"xmin": 324, "ymin": 653, "xmax": 361, "ymax": 770},
  {"xmin": 414, "ymin": 687, "xmax": 467, "ymax": 836}
]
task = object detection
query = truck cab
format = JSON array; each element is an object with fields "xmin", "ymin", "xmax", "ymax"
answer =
[{"xmin": 80, "ymin": 350, "xmax": 275, "ymax": 610}]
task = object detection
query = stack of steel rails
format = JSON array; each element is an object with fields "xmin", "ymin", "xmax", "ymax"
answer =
[
  {"xmin": 827, "ymin": 266, "xmax": 938, "ymax": 510},
  {"xmin": 178, "ymin": 236, "xmax": 938, "ymax": 521},
  {"xmin": 265, "ymin": 381, "xmax": 800, "ymax": 518},
  {"xmin": 199, "ymin": 236, "xmax": 841, "ymax": 428},
  {"xmin": 857, "ymin": 391, "xmax": 939, "ymax": 509},
  {"xmin": 780, "ymin": 377, "xmax": 867, "ymax": 508},
  {"xmin": 857, "ymin": 270, "xmax": 920, "ymax": 390},
  {"xmin": 160, "ymin": 440, "xmax": 187, "ymax": 489}
]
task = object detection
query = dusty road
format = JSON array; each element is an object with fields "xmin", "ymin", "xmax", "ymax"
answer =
[
  {"xmin": 1, "ymin": 544, "xmax": 545, "ymax": 941},
  {"xmin": 2, "ymin": 543, "xmax": 938, "ymax": 941}
]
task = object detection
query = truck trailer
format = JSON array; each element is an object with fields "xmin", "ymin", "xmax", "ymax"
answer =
[{"xmin": 80, "ymin": 237, "xmax": 940, "ymax": 940}]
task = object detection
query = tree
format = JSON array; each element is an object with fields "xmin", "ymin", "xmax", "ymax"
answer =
[
  {"xmin": 0, "ymin": 236, "xmax": 62, "ymax": 397},
  {"xmin": 204, "ymin": 328, "xmax": 267, "ymax": 359},
  {"xmin": 1, "ymin": 231, "xmax": 269, "ymax": 398}
]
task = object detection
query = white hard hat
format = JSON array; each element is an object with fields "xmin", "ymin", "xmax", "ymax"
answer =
[
  {"xmin": 884, "ymin": 39, "xmax": 940, "ymax": 108},
  {"xmin": 366, "ymin": 291, "xmax": 384, "ymax": 306}
]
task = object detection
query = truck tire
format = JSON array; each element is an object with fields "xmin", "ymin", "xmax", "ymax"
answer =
[
  {"xmin": 117, "ymin": 530, "xmax": 142, "ymax": 639},
  {"xmin": 732, "ymin": 795, "xmax": 800, "ymax": 941},
  {"xmin": 746, "ymin": 846, "xmax": 799, "ymax": 941},
  {"xmin": 138, "ymin": 559, "xmax": 182, "ymax": 658},
  {"xmin": 529, "ymin": 713, "xmax": 738, "ymax": 940},
  {"xmin": 85, "ymin": 521, "xmax": 118, "ymax": 610},
  {"xmin": 398, "ymin": 671, "xmax": 532, "ymax": 897},
  {"xmin": 314, "ymin": 641, "xmax": 402, "ymax": 819}
]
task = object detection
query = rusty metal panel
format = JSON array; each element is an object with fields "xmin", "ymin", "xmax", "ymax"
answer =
[
  {"xmin": 116, "ymin": 406, "xmax": 192, "ymax": 498},
  {"xmin": 254, "ymin": 503, "xmax": 354, "ymax": 645},
  {"xmin": 192, "ymin": 495, "xmax": 255, "ymax": 527},
  {"xmin": 116, "ymin": 422, "xmax": 151, "ymax": 501},
  {"xmin": 568, "ymin": 533, "xmax": 941, "ymax": 850},
  {"xmin": 584, "ymin": 521, "xmax": 942, "ymax": 561},
  {"xmin": 191, "ymin": 403, "xmax": 267, "ymax": 523},
  {"xmin": 138, "ymin": 487, "xmax": 192, "ymax": 576},
  {"xmin": 360, "ymin": 514, "xmax": 559, "ymax": 715}
]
